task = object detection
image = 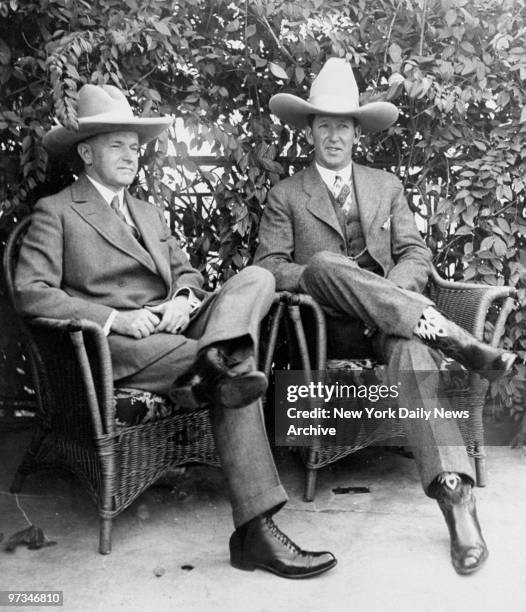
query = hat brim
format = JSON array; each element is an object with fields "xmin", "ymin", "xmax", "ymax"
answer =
[
  {"xmin": 43, "ymin": 116, "xmax": 173, "ymax": 156},
  {"xmin": 269, "ymin": 93, "xmax": 398, "ymax": 133}
]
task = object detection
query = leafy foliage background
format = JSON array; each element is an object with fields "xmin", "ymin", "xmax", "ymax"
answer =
[{"xmin": 0, "ymin": 0, "xmax": 525, "ymax": 419}]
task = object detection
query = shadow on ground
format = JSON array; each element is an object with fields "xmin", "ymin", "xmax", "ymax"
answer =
[{"xmin": 1, "ymin": 418, "xmax": 525, "ymax": 612}]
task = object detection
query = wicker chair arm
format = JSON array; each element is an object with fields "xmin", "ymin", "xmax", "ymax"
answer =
[
  {"xmin": 274, "ymin": 268, "xmax": 518, "ymax": 372},
  {"xmin": 273, "ymin": 292, "xmax": 328, "ymax": 372},
  {"xmin": 28, "ymin": 317, "xmax": 115, "ymax": 437},
  {"xmin": 428, "ymin": 268, "xmax": 518, "ymax": 342}
]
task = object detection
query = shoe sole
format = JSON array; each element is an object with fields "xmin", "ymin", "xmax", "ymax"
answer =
[
  {"xmin": 216, "ymin": 373, "xmax": 268, "ymax": 409},
  {"xmin": 231, "ymin": 558, "xmax": 338, "ymax": 579},
  {"xmin": 453, "ymin": 547, "xmax": 489, "ymax": 575}
]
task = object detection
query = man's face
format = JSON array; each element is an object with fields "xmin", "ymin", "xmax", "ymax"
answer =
[
  {"xmin": 77, "ymin": 131, "xmax": 139, "ymax": 190},
  {"xmin": 305, "ymin": 115, "xmax": 360, "ymax": 171}
]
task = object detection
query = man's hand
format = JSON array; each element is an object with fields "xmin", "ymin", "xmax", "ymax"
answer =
[
  {"xmin": 111, "ymin": 309, "xmax": 160, "ymax": 339},
  {"xmin": 146, "ymin": 297, "xmax": 191, "ymax": 334}
]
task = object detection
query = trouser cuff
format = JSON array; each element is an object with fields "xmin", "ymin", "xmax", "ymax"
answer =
[{"xmin": 232, "ymin": 484, "xmax": 288, "ymax": 528}]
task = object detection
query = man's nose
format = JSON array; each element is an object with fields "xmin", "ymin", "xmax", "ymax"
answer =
[
  {"xmin": 123, "ymin": 147, "xmax": 137, "ymax": 161},
  {"xmin": 327, "ymin": 126, "xmax": 339, "ymax": 140}
]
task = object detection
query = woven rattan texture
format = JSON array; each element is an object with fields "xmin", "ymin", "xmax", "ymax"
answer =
[{"xmin": 4, "ymin": 217, "xmax": 220, "ymax": 552}]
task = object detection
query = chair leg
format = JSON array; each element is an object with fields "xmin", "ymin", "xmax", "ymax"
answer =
[
  {"xmin": 304, "ymin": 468, "xmax": 318, "ymax": 502},
  {"xmin": 99, "ymin": 517, "xmax": 112, "ymax": 555},
  {"xmin": 474, "ymin": 444, "xmax": 487, "ymax": 488},
  {"xmin": 9, "ymin": 429, "xmax": 46, "ymax": 493}
]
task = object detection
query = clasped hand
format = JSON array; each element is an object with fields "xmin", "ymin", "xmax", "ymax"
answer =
[{"xmin": 111, "ymin": 296, "xmax": 191, "ymax": 338}]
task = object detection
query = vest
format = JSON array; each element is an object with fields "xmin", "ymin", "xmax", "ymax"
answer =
[{"xmin": 328, "ymin": 186, "xmax": 381, "ymax": 273}]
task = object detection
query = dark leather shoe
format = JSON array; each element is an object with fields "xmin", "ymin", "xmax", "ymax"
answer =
[
  {"xmin": 434, "ymin": 476, "xmax": 488, "ymax": 575},
  {"xmin": 211, "ymin": 370, "xmax": 268, "ymax": 408},
  {"xmin": 229, "ymin": 515, "xmax": 337, "ymax": 579},
  {"xmin": 423, "ymin": 315, "xmax": 516, "ymax": 381},
  {"xmin": 171, "ymin": 346, "xmax": 268, "ymax": 409}
]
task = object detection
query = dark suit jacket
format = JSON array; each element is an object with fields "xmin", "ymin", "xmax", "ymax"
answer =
[
  {"xmin": 15, "ymin": 174, "xmax": 207, "ymax": 379},
  {"xmin": 255, "ymin": 162, "xmax": 432, "ymax": 293}
]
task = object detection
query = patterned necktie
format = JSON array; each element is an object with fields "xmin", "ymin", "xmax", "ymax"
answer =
[
  {"xmin": 333, "ymin": 175, "xmax": 352, "ymax": 214},
  {"xmin": 110, "ymin": 195, "xmax": 141, "ymax": 241}
]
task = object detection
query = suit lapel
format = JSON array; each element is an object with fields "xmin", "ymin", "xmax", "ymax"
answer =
[
  {"xmin": 303, "ymin": 164, "xmax": 344, "ymax": 240},
  {"xmin": 353, "ymin": 163, "xmax": 392, "ymax": 272},
  {"xmin": 126, "ymin": 194, "xmax": 171, "ymax": 289},
  {"xmin": 70, "ymin": 175, "xmax": 159, "ymax": 276},
  {"xmin": 353, "ymin": 163, "xmax": 388, "ymax": 239}
]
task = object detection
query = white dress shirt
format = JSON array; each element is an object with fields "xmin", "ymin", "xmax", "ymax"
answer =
[
  {"xmin": 315, "ymin": 161, "xmax": 353, "ymax": 195},
  {"xmin": 85, "ymin": 175, "xmax": 138, "ymax": 229}
]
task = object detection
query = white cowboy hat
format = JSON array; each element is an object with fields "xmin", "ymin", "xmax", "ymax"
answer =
[
  {"xmin": 269, "ymin": 58, "xmax": 398, "ymax": 133},
  {"xmin": 43, "ymin": 84, "xmax": 173, "ymax": 155}
]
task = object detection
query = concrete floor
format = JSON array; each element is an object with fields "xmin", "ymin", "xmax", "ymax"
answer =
[{"xmin": 1, "ymin": 423, "xmax": 526, "ymax": 612}]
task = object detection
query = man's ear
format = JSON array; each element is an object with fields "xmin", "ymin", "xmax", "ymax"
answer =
[
  {"xmin": 305, "ymin": 126, "xmax": 314, "ymax": 146},
  {"xmin": 354, "ymin": 123, "xmax": 362, "ymax": 143},
  {"xmin": 76, "ymin": 141, "xmax": 92, "ymax": 165}
]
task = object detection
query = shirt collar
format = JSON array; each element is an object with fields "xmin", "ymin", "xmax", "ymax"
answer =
[
  {"xmin": 85, "ymin": 174, "xmax": 125, "ymax": 206},
  {"xmin": 315, "ymin": 161, "xmax": 353, "ymax": 188}
]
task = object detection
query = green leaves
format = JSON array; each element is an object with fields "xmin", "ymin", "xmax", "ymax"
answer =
[
  {"xmin": 0, "ymin": 1, "xmax": 525, "ymax": 411},
  {"xmin": 269, "ymin": 62, "xmax": 289, "ymax": 80}
]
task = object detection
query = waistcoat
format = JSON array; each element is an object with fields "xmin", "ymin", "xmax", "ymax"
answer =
[{"xmin": 328, "ymin": 186, "xmax": 381, "ymax": 273}]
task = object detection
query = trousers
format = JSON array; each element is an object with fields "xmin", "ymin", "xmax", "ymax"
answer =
[
  {"xmin": 299, "ymin": 251, "xmax": 475, "ymax": 494},
  {"xmin": 118, "ymin": 266, "xmax": 288, "ymax": 526}
]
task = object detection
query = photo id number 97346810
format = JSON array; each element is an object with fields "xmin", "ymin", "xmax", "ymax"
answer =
[{"xmin": 0, "ymin": 591, "xmax": 63, "ymax": 606}]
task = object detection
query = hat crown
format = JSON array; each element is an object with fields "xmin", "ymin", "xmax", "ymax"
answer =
[
  {"xmin": 268, "ymin": 57, "xmax": 398, "ymax": 132},
  {"xmin": 42, "ymin": 83, "xmax": 172, "ymax": 156},
  {"xmin": 308, "ymin": 58, "xmax": 359, "ymax": 110},
  {"xmin": 77, "ymin": 84, "xmax": 134, "ymax": 119}
]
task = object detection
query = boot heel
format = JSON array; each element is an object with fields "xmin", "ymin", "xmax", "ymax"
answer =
[
  {"xmin": 230, "ymin": 557, "xmax": 256, "ymax": 571},
  {"xmin": 229, "ymin": 531, "xmax": 256, "ymax": 571}
]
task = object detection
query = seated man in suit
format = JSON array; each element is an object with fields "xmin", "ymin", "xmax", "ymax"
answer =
[
  {"xmin": 14, "ymin": 83, "xmax": 336, "ymax": 579},
  {"xmin": 255, "ymin": 58, "xmax": 517, "ymax": 575}
]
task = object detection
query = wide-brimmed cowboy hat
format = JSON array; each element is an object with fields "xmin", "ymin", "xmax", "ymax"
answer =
[
  {"xmin": 269, "ymin": 58, "xmax": 398, "ymax": 133},
  {"xmin": 43, "ymin": 84, "xmax": 173, "ymax": 155}
]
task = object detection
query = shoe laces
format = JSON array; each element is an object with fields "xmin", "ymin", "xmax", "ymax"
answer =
[{"xmin": 264, "ymin": 517, "xmax": 302, "ymax": 554}]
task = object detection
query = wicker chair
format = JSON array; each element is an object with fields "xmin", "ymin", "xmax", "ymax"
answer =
[
  {"xmin": 267, "ymin": 271, "xmax": 517, "ymax": 502},
  {"xmin": 3, "ymin": 217, "xmax": 226, "ymax": 554}
]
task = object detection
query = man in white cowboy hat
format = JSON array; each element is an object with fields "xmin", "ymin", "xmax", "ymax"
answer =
[
  {"xmin": 256, "ymin": 57, "xmax": 517, "ymax": 575},
  {"xmin": 14, "ymin": 83, "xmax": 337, "ymax": 578}
]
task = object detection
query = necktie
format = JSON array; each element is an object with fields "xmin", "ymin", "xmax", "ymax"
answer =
[
  {"xmin": 110, "ymin": 195, "xmax": 126, "ymax": 222},
  {"xmin": 333, "ymin": 174, "xmax": 368, "ymax": 262},
  {"xmin": 333, "ymin": 175, "xmax": 352, "ymax": 214},
  {"xmin": 110, "ymin": 195, "xmax": 141, "ymax": 241}
]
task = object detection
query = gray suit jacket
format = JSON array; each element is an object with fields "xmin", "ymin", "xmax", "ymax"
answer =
[
  {"xmin": 255, "ymin": 162, "xmax": 431, "ymax": 293},
  {"xmin": 15, "ymin": 174, "xmax": 207, "ymax": 379}
]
